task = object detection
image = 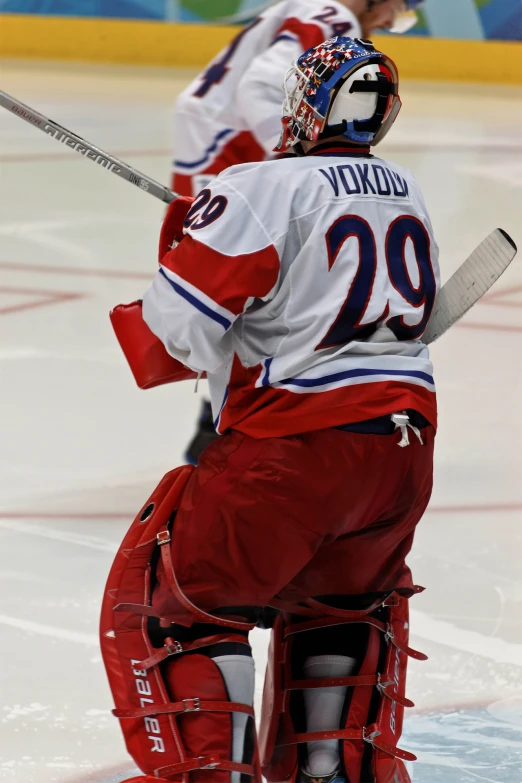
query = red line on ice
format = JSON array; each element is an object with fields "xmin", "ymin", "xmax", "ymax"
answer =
[
  {"xmin": 457, "ymin": 321, "xmax": 522, "ymax": 334},
  {"xmin": 428, "ymin": 502, "xmax": 522, "ymax": 514},
  {"xmin": 0, "ymin": 286, "xmax": 85, "ymax": 316},
  {"xmin": 0, "ymin": 148, "xmax": 171, "ymax": 164},
  {"xmin": 0, "ymin": 503, "xmax": 521, "ymax": 520},
  {"xmin": 0, "ymin": 511, "xmax": 132, "ymax": 519},
  {"xmin": 0, "ymin": 260, "xmax": 151, "ymax": 280}
]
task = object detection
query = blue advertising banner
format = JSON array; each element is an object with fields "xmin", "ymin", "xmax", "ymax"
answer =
[{"xmin": 0, "ymin": 0, "xmax": 520, "ymax": 40}]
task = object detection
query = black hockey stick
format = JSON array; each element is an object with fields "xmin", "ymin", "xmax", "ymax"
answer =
[{"xmin": 0, "ymin": 89, "xmax": 177, "ymax": 204}]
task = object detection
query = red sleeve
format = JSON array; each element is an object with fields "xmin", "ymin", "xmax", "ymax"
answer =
[
  {"xmin": 161, "ymin": 235, "xmax": 280, "ymax": 316},
  {"xmin": 274, "ymin": 18, "xmax": 324, "ymax": 52}
]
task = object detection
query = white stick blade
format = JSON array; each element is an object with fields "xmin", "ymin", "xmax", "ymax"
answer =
[{"xmin": 422, "ymin": 228, "xmax": 517, "ymax": 345}]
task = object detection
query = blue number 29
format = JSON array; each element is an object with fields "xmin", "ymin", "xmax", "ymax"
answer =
[{"xmin": 317, "ymin": 214, "xmax": 436, "ymax": 350}]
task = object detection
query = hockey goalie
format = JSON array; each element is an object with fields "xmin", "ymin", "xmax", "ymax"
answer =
[
  {"xmin": 101, "ymin": 37, "xmax": 438, "ymax": 783},
  {"xmin": 169, "ymin": 0, "xmax": 424, "ymax": 464}
]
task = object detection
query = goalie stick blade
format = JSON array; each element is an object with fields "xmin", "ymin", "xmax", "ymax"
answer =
[
  {"xmin": 498, "ymin": 228, "xmax": 517, "ymax": 252},
  {"xmin": 422, "ymin": 228, "xmax": 517, "ymax": 345}
]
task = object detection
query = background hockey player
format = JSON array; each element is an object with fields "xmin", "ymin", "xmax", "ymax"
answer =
[
  {"xmin": 172, "ymin": 0, "xmax": 422, "ymax": 196},
  {"xmin": 172, "ymin": 0, "xmax": 425, "ymax": 464},
  {"xmin": 109, "ymin": 37, "xmax": 439, "ymax": 783}
]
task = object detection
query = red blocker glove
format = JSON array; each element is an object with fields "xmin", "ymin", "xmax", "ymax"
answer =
[
  {"xmin": 111, "ymin": 197, "xmax": 198, "ymax": 389},
  {"xmin": 110, "ymin": 301, "xmax": 197, "ymax": 389},
  {"xmin": 158, "ymin": 195, "xmax": 195, "ymax": 261}
]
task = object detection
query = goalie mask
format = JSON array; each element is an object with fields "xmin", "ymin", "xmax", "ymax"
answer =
[{"xmin": 276, "ymin": 37, "xmax": 401, "ymax": 153}]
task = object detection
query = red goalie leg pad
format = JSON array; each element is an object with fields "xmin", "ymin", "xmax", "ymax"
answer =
[
  {"xmin": 258, "ymin": 615, "xmax": 298, "ymax": 783},
  {"xmin": 101, "ymin": 465, "xmax": 260, "ymax": 781},
  {"xmin": 110, "ymin": 301, "xmax": 197, "ymax": 389},
  {"xmin": 164, "ymin": 654, "xmax": 237, "ymax": 783},
  {"xmin": 124, "ymin": 778, "xmax": 171, "ymax": 782},
  {"xmin": 259, "ymin": 593, "xmax": 427, "ymax": 783},
  {"xmin": 101, "ymin": 466, "xmax": 195, "ymax": 776},
  {"xmin": 368, "ymin": 594, "xmax": 423, "ymax": 783}
]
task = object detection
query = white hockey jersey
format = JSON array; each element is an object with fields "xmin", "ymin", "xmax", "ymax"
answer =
[
  {"xmin": 144, "ymin": 143, "xmax": 440, "ymax": 438},
  {"xmin": 173, "ymin": 0, "xmax": 361, "ymax": 195}
]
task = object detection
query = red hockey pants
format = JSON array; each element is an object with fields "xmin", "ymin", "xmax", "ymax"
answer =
[{"xmin": 152, "ymin": 425, "xmax": 435, "ymax": 624}]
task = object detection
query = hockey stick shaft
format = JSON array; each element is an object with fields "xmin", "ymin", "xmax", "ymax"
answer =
[{"xmin": 0, "ymin": 89, "xmax": 178, "ymax": 204}]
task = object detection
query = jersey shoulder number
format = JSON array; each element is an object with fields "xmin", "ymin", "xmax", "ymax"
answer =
[
  {"xmin": 184, "ymin": 189, "xmax": 228, "ymax": 230},
  {"xmin": 194, "ymin": 19, "xmax": 262, "ymax": 98},
  {"xmin": 312, "ymin": 5, "xmax": 355, "ymax": 37}
]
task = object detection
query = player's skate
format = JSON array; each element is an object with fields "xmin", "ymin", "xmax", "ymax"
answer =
[{"xmin": 184, "ymin": 398, "xmax": 219, "ymax": 465}]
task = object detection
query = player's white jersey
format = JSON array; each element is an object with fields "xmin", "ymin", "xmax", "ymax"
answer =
[
  {"xmin": 144, "ymin": 143, "xmax": 440, "ymax": 438},
  {"xmin": 173, "ymin": 1, "xmax": 361, "ymax": 195}
]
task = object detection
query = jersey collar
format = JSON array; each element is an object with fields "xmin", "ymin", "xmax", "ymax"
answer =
[{"xmin": 305, "ymin": 142, "xmax": 373, "ymax": 158}]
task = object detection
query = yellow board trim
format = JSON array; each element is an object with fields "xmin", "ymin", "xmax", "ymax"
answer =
[
  {"xmin": 0, "ymin": 14, "xmax": 521, "ymax": 84},
  {"xmin": 373, "ymin": 34, "xmax": 522, "ymax": 85},
  {"xmin": 0, "ymin": 15, "xmax": 238, "ymax": 68}
]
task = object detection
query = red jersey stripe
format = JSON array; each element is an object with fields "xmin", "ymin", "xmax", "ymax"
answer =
[
  {"xmin": 274, "ymin": 18, "xmax": 324, "ymax": 53},
  {"xmin": 161, "ymin": 236, "xmax": 280, "ymax": 316},
  {"xmin": 219, "ymin": 355, "xmax": 437, "ymax": 438}
]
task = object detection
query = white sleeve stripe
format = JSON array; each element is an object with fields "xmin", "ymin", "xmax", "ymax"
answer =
[{"xmin": 278, "ymin": 367, "xmax": 435, "ymax": 389}]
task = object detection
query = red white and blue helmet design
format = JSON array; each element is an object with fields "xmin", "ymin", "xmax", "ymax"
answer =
[{"xmin": 276, "ymin": 37, "xmax": 401, "ymax": 153}]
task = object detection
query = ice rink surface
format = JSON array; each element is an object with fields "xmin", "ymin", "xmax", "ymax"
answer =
[{"xmin": 0, "ymin": 59, "xmax": 521, "ymax": 783}]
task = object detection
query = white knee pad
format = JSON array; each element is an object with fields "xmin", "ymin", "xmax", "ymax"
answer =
[
  {"xmin": 215, "ymin": 654, "xmax": 256, "ymax": 783},
  {"xmin": 303, "ymin": 655, "xmax": 357, "ymax": 777}
]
